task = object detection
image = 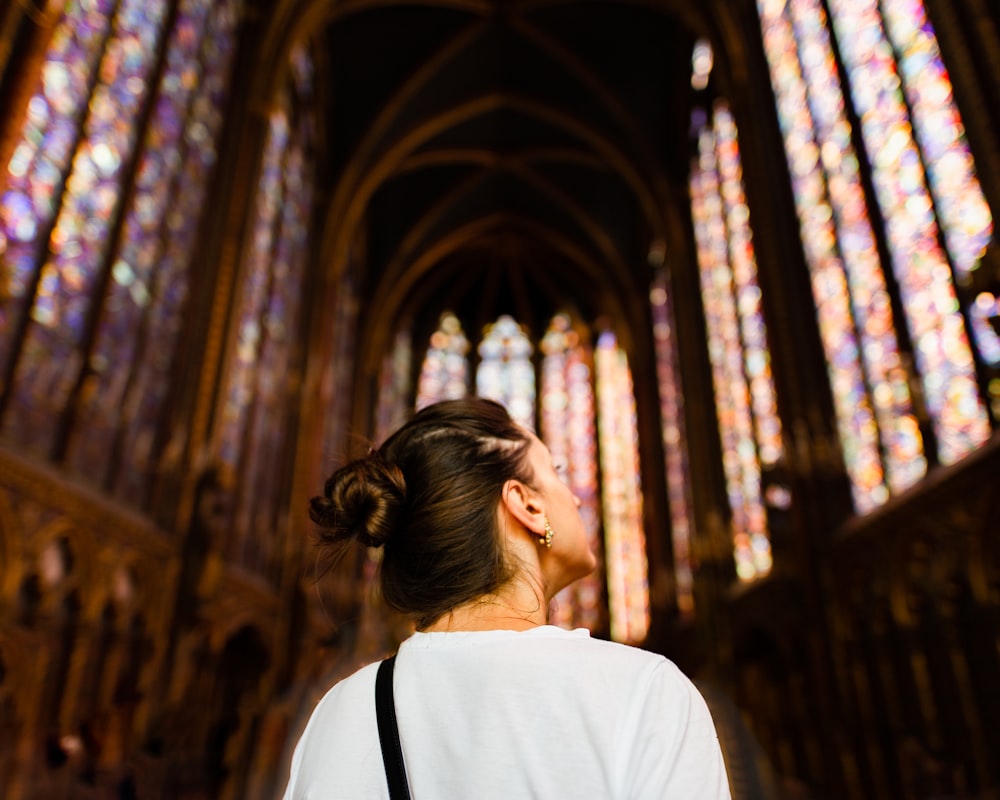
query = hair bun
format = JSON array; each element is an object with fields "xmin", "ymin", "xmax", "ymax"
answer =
[{"xmin": 309, "ymin": 454, "xmax": 406, "ymax": 548}]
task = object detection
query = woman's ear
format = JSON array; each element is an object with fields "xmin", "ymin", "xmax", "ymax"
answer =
[{"xmin": 501, "ymin": 479, "xmax": 545, "ymax": 534}]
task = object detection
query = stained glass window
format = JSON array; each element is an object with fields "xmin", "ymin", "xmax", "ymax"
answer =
[
  {"xmin": 323, "ymin": 260, "xmax": 360, "ymax": 464},
  {"xmin": 416, "ymin": 312, "xmax": 469, "ymax": 409},
  {"xmin": 823, "ymin": 0, "xmax": 992, "ymax": 463},
  {"xmin": 216, "ymin": 110, "xmax": 291, "ymax": 476},
  {"xmin": 755, "ymin": 0, "xmax": 993, "ymax": 509},
  {"xmin": 376, "ymin": 330, "xmax": 413, "ymax": 444},
  {"xmin": 540, "ymin": 313, "xmax": 603, "ymax": 631},
  {"xmin": 691, "ymin": 38, "xmax": 714, "ymax": 91},
  {"xmin": 970, "ymin": 292, "xmax": 1000, "ymax": 417},
  {"xmin": 1, "ymin": 0, "xmax": 120, "ymax": 381},
  {"xmin": 211, "ymin": 44, "xmax": 316, "ymax": 577},
  {"xmin": 476, "ymin": 314, "xmax": 536, "ymax": 430},
  {"xmin": 0, "ymin": 0, "xmax": 243, "ymax": 504},
  {"xmin": 231, "ymin": 132, "xmax": 313, "ymax": 577},
  {"xmin": 594, "ymin": 330, "xmax": 648, "ymax": 643},
  {"xmin": 690, "ymin": 102, "xmax": 776, "ymax": 580},
  {"xmin": 70, "ymin": 0, "xmax": 243, "ymax": 490},
  {"xmin": 650, "ymin": 275, "xmax": 695, "ymax": 614},
  {"xmin": 2, "ymin": 0, "xmax": 174, "ymax": 453}
]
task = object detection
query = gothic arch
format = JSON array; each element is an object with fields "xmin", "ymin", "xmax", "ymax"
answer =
[{"xmin": 28, "ymin": 519, "xmax": 98, "ymax": 620}]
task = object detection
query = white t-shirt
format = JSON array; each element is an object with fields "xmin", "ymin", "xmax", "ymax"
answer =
[{"xmin": 282, "ymin": 626, "xmax": 731, "ymax": 799}]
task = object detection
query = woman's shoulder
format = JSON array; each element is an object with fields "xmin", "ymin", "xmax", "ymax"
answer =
[
  {"xmin": 536, "ymin": 629, "xmax": 699, "ymax": 698},
  {"xmin": 398, "ymin": 625, "xmax": 690, "ymax": 698},
  {"xmin": 305, "ymin": 657, "xmax": 382, "ymax": 721},
  {"xmin": 541, "ymin": 626, "xmax": 668, "ymax": 663},
  {"xmin": 495, "ymin": 626, "xmax": 677, "ymax": 684}
]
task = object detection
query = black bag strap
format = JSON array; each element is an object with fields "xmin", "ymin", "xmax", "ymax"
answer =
[{"xmin": 375, "ymin": 655, "xmax": 412, "ymax": 799}]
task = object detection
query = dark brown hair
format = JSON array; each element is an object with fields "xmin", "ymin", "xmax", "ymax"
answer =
[{"xmin": 309, "ymin": 397, "xmax": 535, "ymax": 628}]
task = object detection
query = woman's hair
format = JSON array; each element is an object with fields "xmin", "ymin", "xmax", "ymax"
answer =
[{"xmin": 309, "ymin": 397, "xmax": 535, "ymax": 628}]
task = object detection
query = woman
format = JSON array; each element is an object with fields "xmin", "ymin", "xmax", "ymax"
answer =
[{"xmin": 283, "ymin": 397, "xmax": 731, "ymax": 798}]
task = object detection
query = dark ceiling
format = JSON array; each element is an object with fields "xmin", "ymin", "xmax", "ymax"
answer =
[{"xmin": 300, "ymin": 1, "xmax": 707, "ymax": 362}]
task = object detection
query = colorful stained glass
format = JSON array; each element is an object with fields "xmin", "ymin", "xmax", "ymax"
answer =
[
  {"xmin": 4, "ymin": 0, "xmax": 172, "ymax": 452},
  {"xmin": 376, "ymin": 330, "xmax": 413, "ymax": 443},
  {"xmin": 540, "ymin": 313, "xmax": 603, "ymax": 631},
  {"xmin": 824, "ymin": 0, "xmax": 991, "ymax": 463},
  {"xmin": 62, "ymin": 0, "xmax": 241, "ymax": 483},
  {"xmin": 217, "ymin": 110, "xmax": 290, "ymax": 474},
  {"xmin": 757, "ymin": 0, "xmax": 922, "ymax": 509},
  {"xmin": 649, "ymin": 275, "xmax": 695, "ymax": 615},
  {"xmin": 112, "ymin": 0, "xmax": 242, "ymax": 499},
  {"xmin": 234, "ymin": 140, "xmax": 312, "ymax": 577},
  {"xmin": 476, "ymin": 315, "xmax": 536, "ymax": 430},
  {"xmin": 970, "ymin": 292, "xmax": 1000, "ymax": 367},
  {"xmin": 595, "ymin": 330, "xmax": 648, "ymax": 643},
  {"xmin": 0, "ymin": 0, "xmax": 117, "ymax": 379},
  {"xmin": 969, "ymin": 287, "xmax": 1000, "ymax": 442},
  {"xmin": 416, "ymin": 312, "xmax": 469, "ymax": 409},
  {"xmin": 880, "ymin": 0, "xmax": 993, "ymax": 277},
  {"xmin": 787, "ymin": 0, "xmax": 928, "ymax": 493},
  {"xmin": 691, "ymin": 38, "xmax": 713, "ymax": 91},
  {"xmin": 690, "ymin": 122, "xmax": 772, "ymax": 580},
  {"xmin": 714, "ymin": 104, "xmax": 783, "ymax": 469}
]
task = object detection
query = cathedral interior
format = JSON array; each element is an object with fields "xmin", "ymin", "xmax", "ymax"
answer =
[{"xmin": 1, "ymin": 0, "xmax": 999, "ymax": 797}]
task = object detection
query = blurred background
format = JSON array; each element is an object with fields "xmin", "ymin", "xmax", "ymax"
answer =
[{"xmin": 0, "ymin": 0, "xmax": 998, "ymax": 797}]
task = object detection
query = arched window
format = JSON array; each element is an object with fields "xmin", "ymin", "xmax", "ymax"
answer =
[
  {"xmin": 690, "ymin": 99, "xmax": 779, "ymax": 581},
  {"xmin": 321, "ymin": 254, "xmax": 361, "ymax": 466},
  {"xmin": 78, "ymin": 0, "xmax": 243, "ymax": 497},
  {"xmin": 416, "ymin": 312, "xmax": 469, "ymax": 410},
  {"xmin": 595, "ymin": 330, "xmax": 648, "ymax": 643},
  {"xmin": 756, "ymin": 0, "xmax": 995, "ymax": 510},
  {"xmin": 0, "ymin": 0, "xmax": 244, "ymax": 499},
  {"xmin": 216, "ymin": 111, "xmax": 287, "ymax": 472},
  {"xmin": 216, "ymin": 49, "xmax": 315, "ymax": 577},
  {"xmin": 476, "ymin": 314, "xmax": 535, "ymax": 431},
  {"xmin": 0, "ymin": 0, "xmax": 172, "ymax": 403},
  {"xmin": 540, "ymin": 313, "xmax": 604, "ymax": 631},
  {"xmin": 650, "ymin": 275, "xmax": 695, "ymax": 614},
  {"xmin": 376, "ymin": 330, "xmax": 413, "ymax": 444}
]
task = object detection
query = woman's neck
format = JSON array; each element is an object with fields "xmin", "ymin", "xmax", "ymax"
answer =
[{"xmin": 421, "ymin": 578, "xmax": 548, "ymax": 632}]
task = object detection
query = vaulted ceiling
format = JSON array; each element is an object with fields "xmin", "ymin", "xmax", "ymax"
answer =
[{"xmin": 263, "ymin": 1, "xmax": 726, "ymax": 364}]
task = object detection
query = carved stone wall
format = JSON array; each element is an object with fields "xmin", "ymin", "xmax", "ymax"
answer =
[
  {"xmin": 0, "ymin": 447, "xmax": 173, "ymax": 796},
  {"xmin": 729, "ymin": 435, "xmax": 1000, "ymax": 799},
  {"xmin": 0, "ymin": 445, "xmax": 302, "ymax": 799},
  {"xmin": 828, "ymin": 438, "xmax": 1000, "ymax": 798}
]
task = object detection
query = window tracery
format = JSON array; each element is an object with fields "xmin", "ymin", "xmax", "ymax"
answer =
[
  {"xmin": 650, "ymin": 276, "xmax": 695, "ymax": 614},
  {"xmin": 690, "ymin": 99, "xmax": 778, "ymax": 580},
  {"xmin": 756, "ymin": 0, "xmax": 995, "ymax": 510},
  {"xmin": 540, "ymin": 313, "xmax": 604, "ymax": 631},
  {"xmin": 0, "ymin": 0, "xmax": 244, "ymax": 504},
  {"xmin": 415, "ymin": 311, "xmax": 469, "ymax": 410},
  {"xmin": 477, "ymin": 314, "xmax": 536, "ymax": 431},
  {"xmin": 217, "ymin": 47, "xmax": 315, "ymax": 576}
]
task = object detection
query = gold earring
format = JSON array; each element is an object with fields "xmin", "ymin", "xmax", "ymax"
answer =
[{"xmin": 541, "ymin": 518, "xmax": 554, "ymax": 549}]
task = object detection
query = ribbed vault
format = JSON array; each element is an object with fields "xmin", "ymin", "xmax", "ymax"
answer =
[{"xmin": 264, "ymin": 0, "xmax": 718, "ymax": 381}]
